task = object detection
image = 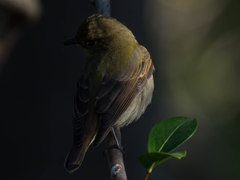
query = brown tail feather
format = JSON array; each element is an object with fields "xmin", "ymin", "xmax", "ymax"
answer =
[
  {"xmin": 64, "ymin": 145, "xmax": 87, "ymax": 173},
  {"xmin": 64, "ymin": 136, "xmax": 93, "ymax": 174}
]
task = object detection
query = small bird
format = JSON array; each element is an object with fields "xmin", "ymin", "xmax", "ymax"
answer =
[{"xmin": 64, "ymin": 14, "xmax": 154, "ymax": 173}]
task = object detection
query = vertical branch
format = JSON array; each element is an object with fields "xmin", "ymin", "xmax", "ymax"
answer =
[
  {"xmin": 90, "ymin": 0, "xmax": 111, "ymax": 16},
  {"xmin": 104, "ymin": 128, "xmax": 127, "ymax": 180},
  {"xmin": 90, "ymin": 1, "xmax": 127, "ymax": 179}
]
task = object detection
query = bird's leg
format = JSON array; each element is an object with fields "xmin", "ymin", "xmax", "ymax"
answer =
[
  {"xmin": 111, "ymin": 127, "xmax": 120, "ymax": 147},
  {"xmin": 107, "ymin": 127, "xmax": 125, "ymax": 155}
]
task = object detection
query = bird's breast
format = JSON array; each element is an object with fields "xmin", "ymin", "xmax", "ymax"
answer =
[{"xmin": 114, "ymin": 75, "xmax": 154, "ymax": 128}]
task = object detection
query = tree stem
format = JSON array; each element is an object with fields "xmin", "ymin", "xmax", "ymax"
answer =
[
  {"xmin": 104, "ymin": 128, "xmax": 127, "ymax": 180},
  {"xmin": 144, "ymin": 171, "xmax": 150, "ymax": 180},
  {"xmin": 90, "ymin": 0, "xmax": 111, "ymax": 16},
  {"xmin": 90, "ymin": 1, "xmax": 126, "ymax": 179}
]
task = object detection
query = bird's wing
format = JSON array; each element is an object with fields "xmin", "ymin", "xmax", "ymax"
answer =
[
  {"xmin": 94, "ymin": 45, "xmax": 154, "ymax": 146},
  {"xmin": 65, "ymin": 75, "xmax": 92, "ymax": 173},
  {"xmin": 72, "ymin": 76, "xmax": 90, "ymax": 145}
]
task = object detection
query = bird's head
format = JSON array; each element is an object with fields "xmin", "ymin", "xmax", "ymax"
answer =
[{"xmin": 65, "ymin": 14, "xmax": 137, "ymax": 55}]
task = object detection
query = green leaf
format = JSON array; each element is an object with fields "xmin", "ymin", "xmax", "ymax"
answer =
[
  {"xmin": 138, "ymin": 150, "xmax": 186, "ymax": 172},
  {"xmin": 148, "ymin": 117, "xmax": 198, "ymax": 153}
]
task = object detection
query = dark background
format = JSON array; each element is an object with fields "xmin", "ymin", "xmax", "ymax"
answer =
[{"xmin": 0, "ymin": 0, "xmax": 239, "ymax": 180}]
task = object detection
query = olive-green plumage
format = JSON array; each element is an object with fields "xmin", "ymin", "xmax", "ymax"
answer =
[{"xmin": 65, "ymin": 14, "xmax": 154, "ymax": 173}]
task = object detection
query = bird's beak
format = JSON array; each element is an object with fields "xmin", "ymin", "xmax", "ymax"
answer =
[{"xmin": 64, "ymin": 38, "xmax": 78, "ymax": 46}]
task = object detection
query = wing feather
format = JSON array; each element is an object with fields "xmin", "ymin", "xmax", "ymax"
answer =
[
  {"xmin": 73, "ymin": 77, "xmax": 90, "ymax": 145},
  {"xmin": 93, "ymin": 45, "xmax": 154, "ymax": 146}
]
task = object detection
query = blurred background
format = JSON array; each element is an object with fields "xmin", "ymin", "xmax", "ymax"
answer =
[{"xmin": 0, "ymin": 0, "xmax": 239, "ymax": 179}]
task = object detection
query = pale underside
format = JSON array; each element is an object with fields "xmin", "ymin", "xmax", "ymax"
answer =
[{"xmin": 114, "ymin": 75, "xmax": 154, "ymax": 127}]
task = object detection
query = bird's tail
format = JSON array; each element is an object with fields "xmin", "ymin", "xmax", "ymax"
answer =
[{"xmin": 64, "ymin": 134, "xmax": 94, "ymax": 174}]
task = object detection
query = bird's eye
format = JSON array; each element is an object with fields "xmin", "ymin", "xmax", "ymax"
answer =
[{"xmin": 86, "ymin": 40, "xmax": 96, "ymax": 47}]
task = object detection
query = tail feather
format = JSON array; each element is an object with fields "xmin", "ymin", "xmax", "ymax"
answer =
[
  {"xmin": 64, "ymin": 144, "xmax": 88, "ymax": 174},
  {"xmin": 65, "ymin": 133, "xmax": 95, "ymax": 174}
]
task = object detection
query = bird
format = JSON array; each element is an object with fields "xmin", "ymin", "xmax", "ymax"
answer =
[{"xmin": 64, "ymin": 14, "xmax": 154, "ymax": 173}]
